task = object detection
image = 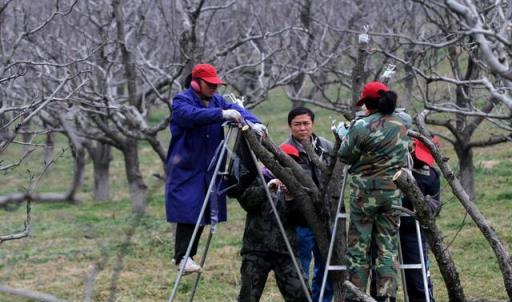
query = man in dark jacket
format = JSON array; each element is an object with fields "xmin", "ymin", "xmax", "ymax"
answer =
[
  {"xmin": 283, "ymin": 107, "xmax": 334, "ymax": 302},
  {"xmin": 229, "ymin": 142, "xmax": 310, "ymax": 302}
]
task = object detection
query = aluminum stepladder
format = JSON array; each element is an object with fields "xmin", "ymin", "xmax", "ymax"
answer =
[
  {"xmin": 393, "ymin": 205, "xmax": 431, "ymax": 302},
  {"xmin": 319, "ymin": 165, "xmax": 349, "ymax": 301},
  {"xmin": 318, "ymin": 169, "xmax": 431, "ymax": 302},
  {"xmin": 168, "ymin": 122, "xmax": 312, "ymax": 302},
  {"xmin": 168, "ymin": 123, "xmax": 238, "ymax": 302}
]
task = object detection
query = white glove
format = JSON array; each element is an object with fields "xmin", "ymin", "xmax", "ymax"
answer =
[
  {"xmin": 222, "ymin": 109, "xmax": 242, "ymax": 122},
  {"xmin": 394, "ymin": 110, "xmax": 412, "ymax": 130},
  {"xmin": 381, "ymin": 64, "xmax": 396, "ymax": 80},
  {"xmin": 267, "ymin": 179, "xmax": 282, "ymax": 193},
  {"xmin": 252, "ymin": 123, "xmax": 267, "ymax": 136},
  {"xmin": 358, "ymin": 33, "xmax": 369, "ymax": 44},
  {"xmin": 335, "ymin": 122, "xmax": 349, "ymax": 139}
]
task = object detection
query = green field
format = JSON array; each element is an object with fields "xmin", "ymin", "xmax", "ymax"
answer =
[{"xmin": 1, "ymin": 90, "xmax": 511, "ymax": 301}]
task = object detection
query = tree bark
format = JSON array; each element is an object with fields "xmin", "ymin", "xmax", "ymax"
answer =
[
  {"xmin": 43, "ymin": 132, "xmax": 54, "ymax": 165},
  {"xmin": 393, "ymin": 169, "xmax": 465, "ymax": 302},
  {"xmin": 20, "ymin": 121, "xmax": 32, "ymax": 155},
  {"xmin": 122, "ymin": 140, "xmax": 148, "ymax": 214},
  {"xmin": 350, "ymin": 31, "xmax": 369, "ymax": 120},
  {"xmin": 454, "ymin": 144, "xmax": 475, "ymax": 201},
  {"xmin": 87, "ymin": 142, "xmax": 112, "ymax": 201}
]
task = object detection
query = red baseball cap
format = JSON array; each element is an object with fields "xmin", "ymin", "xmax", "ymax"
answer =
[
  {"xmin": 356, "ymin": 81, "xmax": 389, "ymax": 106},
  {"xmin": 413, "ymin": 136, "xmax": 441, "ymax": 167},
  {"xmin": 280, "ymin": 143, "xmax": 300, "ymax": 159},
  {"xmin": 191, "ymin": 63, "xmax": 225, "ymax": 85}
]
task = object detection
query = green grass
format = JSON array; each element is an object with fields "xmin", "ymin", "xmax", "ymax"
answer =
[{"xmin": 1, "ymin": 92, "xmax": 511, "ymax": 301}]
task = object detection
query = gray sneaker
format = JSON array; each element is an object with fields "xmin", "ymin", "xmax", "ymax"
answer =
[{"xmin": 176, "ymin": 257, "xmax": 202, "ymax": 275}]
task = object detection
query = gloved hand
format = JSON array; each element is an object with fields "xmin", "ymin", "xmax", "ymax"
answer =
[
  {"xmin": 267, "ymin": 179, "xmax": 294, "ymax": 200},
  {"xmin": 335, "ymin": 121, "xmax": 349, "ymax": 139},
  {"xmin": 222, "ymin": 109, "xmax": 242, "ymax": 122},
  {"xmin": 267, "ymin": 179, "xmax": 283, "ymax": 193},
  {"xmin": 252, "ymin": 123, "xmax": 267, "ymax": 136},
  {"xmin": 394, "ymin": 110, "xmax": 412, "ymax": 129}
]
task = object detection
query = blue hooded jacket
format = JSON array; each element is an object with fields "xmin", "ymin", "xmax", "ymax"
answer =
[{"xmin": 165, "ymin": 88, "xmax": 260, "ymax": 224}]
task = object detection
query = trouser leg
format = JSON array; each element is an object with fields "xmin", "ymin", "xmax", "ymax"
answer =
[
  {"xmin": 373, "ymin": 190, "xmax": 400, "ymax": 299},
  {"xmin": 274, "ymin": 254, "xmax": 310, "ymax": 302},
  {"xmin": 239, "ymin": 253, "xmax": 272, "ymax": 302},
  {"xmin": 174, "ymin": 223, "xmax": 204, "ymax": 264},
  {"xmin": 297, "ymin": 226, "xmax": 315, "ymax": 281},
  {"xmin": 345, "ymin": 188, "xmax": 374, "ymax": 300},
  {"xmin": 312, "ymin": 242, "xmax": 333, "ymax": 302}
]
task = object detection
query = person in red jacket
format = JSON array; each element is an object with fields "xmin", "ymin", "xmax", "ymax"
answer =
[
  {"xmin": 399, "ymin": 136, "xmax": 441, "ymax": 302},
  {"xmin": 165, "ymin": 63, "xmax": 264, "ymax": 274}
]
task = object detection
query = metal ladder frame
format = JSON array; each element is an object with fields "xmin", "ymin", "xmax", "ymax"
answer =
[{"xmin": 319, "ymin": 171, "xmax": 431, "ymax": 302}]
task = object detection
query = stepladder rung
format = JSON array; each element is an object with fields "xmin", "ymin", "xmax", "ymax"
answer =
[
  {"xmin": 400, "ymin": 264, "xmax": 422, "ymax": 269},
  {"xmin": 327, "ymin": 265, "xmax": 347, "ymax": 271}
]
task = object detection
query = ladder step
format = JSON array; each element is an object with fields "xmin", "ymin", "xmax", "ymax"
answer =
[
  {"xmin": 337, "ymin": 213, "xmax": 348, "ymax": 219},
  {"xmin": 400, "ymin": 264, "xmax": 422, "ymax": 269},
  {"xmin": 327, "ymin": 265, "xmax": 347, "ymax": 271}
]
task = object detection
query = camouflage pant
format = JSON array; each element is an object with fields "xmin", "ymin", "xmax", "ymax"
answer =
[
  {"xmin": 239, "ymin": 252, "xmax": 310, "ymax": 302},
  {"xmin": 345, "ymin": 187, "xmax": 401, "ymax": 299}
]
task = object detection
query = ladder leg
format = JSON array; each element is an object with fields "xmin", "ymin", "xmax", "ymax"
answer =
[
  {"xmin": 415, "ymin": 220, "xmax": 430, "ymax": 302},
  {"xmin": 397, "ymin": 229, "xmax": 409, "ymax": 302},
  {"xmin": 188, "ymin": 227, "xmax": 215, "ymax": 302},
  {"xmin": 319, "ymin": 166, "xmax": 349, "ymax": 302},
  {"xmin": 168, "ymin": 127, "xmax": 235, "ymax": 302}
]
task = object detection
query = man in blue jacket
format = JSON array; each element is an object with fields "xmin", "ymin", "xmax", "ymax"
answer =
[{"xmin": 165, "ymin": 63, "xmax": 263, "ymax": 274}]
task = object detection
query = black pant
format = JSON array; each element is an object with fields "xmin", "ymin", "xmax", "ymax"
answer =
[
  {"xmin": 400, "ymin": 226, "xmax": 435, "ymax": 302},
  {"xmin": 174, "ymin": 223, "xmax": 204, "ymax": 264},
  {"xmin": 239, "ymin": 252, "xmax": 310, "ymax": 302}
]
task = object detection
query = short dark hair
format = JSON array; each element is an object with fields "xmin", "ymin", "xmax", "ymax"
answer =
[{"xmin": 287, "ymin": 107, "xmax": 315, "ymax": 126}]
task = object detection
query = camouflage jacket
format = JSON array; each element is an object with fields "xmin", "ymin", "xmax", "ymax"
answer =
[
  {"xmin": 237, "ymin": 179, "xmax": 307, "ymax": 255},
  {"xmin": 338, "ymin": 112, "xmax": 409, "ymax": 190}
]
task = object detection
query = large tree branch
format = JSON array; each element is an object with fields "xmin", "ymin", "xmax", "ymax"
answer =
[{"xmin": 414, "ymin": 111, "xmax": 512, "ymax": 299}]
